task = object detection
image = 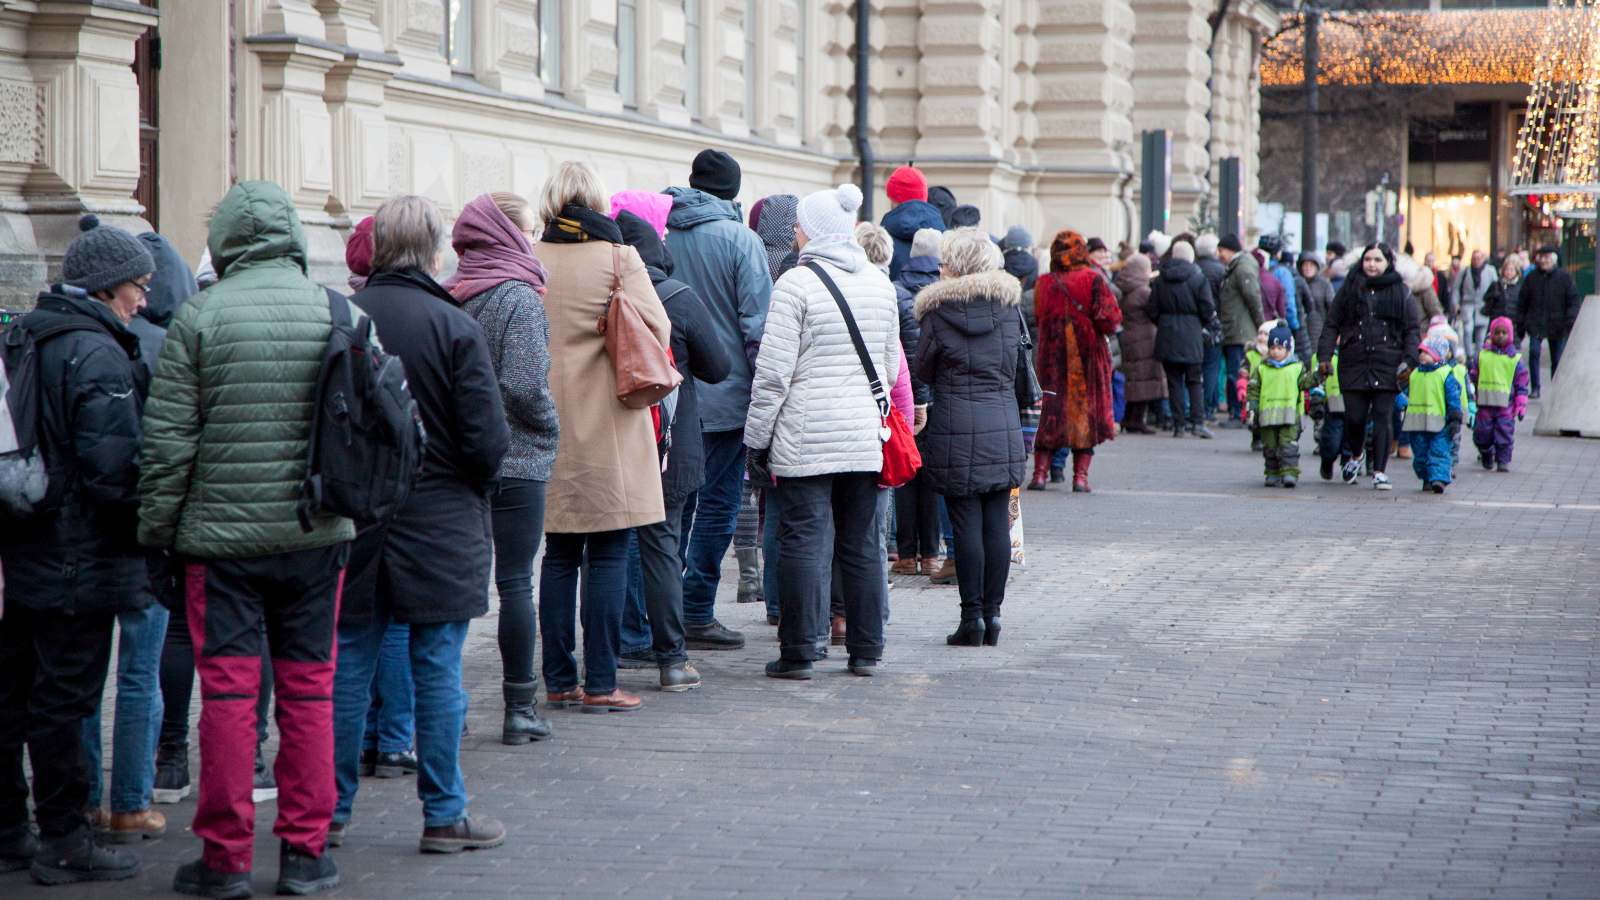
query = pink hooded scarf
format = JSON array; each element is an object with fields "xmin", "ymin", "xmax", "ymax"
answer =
[
  {"xmin": 441, "ymin": 194, "xmax": 548, "ymax": 301},
  {"xmin": 609, "ymin": 191, "xmax": 672, "ymax": 239}
]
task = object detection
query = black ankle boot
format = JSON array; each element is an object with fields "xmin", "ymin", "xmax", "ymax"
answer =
[
  {"xmin": 946, "ymin": 620, "xmax": 985, "ymax": 646},
  {"xmin": 982, "ymin": 617, "xmax": 1001, "ymax": 646},
  {"xmin": 501, "ymin": 681, "xmax": 552, "ymax": 745}
]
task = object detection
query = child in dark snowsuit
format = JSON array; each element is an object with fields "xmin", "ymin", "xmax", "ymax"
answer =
[
  {"xmin": 1246, "ymin": 326, "xmax": 1318, "ymax": 487},
  {"xmin": 1397, "ymin": 335, "xmax": 1464, "ymax": 493},
  {"xmin": 1469, "ymin": 316, "xmax": 1530, "ymax": 472}
]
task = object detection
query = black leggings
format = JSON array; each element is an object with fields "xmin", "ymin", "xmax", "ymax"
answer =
[
  {"xmin": 159, "ymin": 596, "xmax": 270, "ymax": 747},
  {"xmin": 894, "ymin": 470, "xmax": 939, "ymax": 560},
  {"xmin": 944, "ymin": 490, "xmax": 1012, "ymax": 621},
  {"xmin": 1162, "ymin": 361, "xmax": 1205, "ymax": 427},
  {"xmin": 1340, "ymin": 389, "xmax": 1396, "ymax": 473},
  {"xmin": 492, "ymin": 478, "xmax": 547, "ymax": 685}
]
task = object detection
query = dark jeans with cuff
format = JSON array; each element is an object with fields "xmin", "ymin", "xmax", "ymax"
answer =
[
  {"xmin": 772, "ymin": 471, "xmax": 886, "ymax": 662},
  {"xmin": 1162, "ymin": 360, "xmax": 1206, "ymax": 427},
  {"xmin": 540, "ymin": 529, "xmax": 631, "ymax": 695}
]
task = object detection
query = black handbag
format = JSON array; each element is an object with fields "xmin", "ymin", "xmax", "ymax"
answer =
[{"xmin": 1015, "ymin": 308, "xmax": 1042, "ymax": 409}]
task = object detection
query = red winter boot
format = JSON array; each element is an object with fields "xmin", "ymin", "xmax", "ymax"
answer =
[
  {"xmin": 1071, "ymin": 451, "xmax": 1092, "ymax": 492},
  {"xmin": 1027, "ymin": 450, "xmax": 1051, "ymax": 490}
]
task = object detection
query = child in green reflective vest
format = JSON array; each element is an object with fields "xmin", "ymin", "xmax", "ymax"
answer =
[
  {"xmin": 1239, "ymin": 319, "xmax": 1284, "ymax": 453},
  {"xmin": 1468, "ymin": 316, "xmax": 1529, "ymax": 472},
  {"xmin": 1396, "ymin": 336, "xmax": 1464, "ymax": 493},
  {"xmin": 1246, "ymin": 326, "xmax": 1317, "ymax": 488}
]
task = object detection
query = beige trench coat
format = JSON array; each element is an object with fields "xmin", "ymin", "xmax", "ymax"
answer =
[{"xmin": 535, "ymin": 239, "xmax": 672, "ymax": 534}]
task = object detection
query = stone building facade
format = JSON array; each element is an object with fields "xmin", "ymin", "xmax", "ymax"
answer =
[{"xmin": 0, "ymin": 0, "xmax": 1275, "ymax": 304}]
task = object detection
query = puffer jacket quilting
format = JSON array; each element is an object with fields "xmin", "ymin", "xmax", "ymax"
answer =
[
  {"xmin": 138, "ymin": 181, "xmax": 358, "ymax": 559},
  {"xmin": 745, "ymin": 237, "xmax": 900, "ymax": 478}
]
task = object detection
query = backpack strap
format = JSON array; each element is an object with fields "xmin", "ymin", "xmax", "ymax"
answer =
[
  {"xmin": 325, "ymin": 286, "xmax": 352, "ymax": 329},
  {"xmin": 805, "ymin": 261, "xmax": 889, "ymax": 421}
]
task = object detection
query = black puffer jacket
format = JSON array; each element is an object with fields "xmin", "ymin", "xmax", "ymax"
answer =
[
  {"xmin": 0, "ymin": 291, "xmax": 151, "ymax": 615},
  {"xmin": 616, "ymin": 210, "xmax": 732, "ymax": 506},
  {"xmin": 1316, "ymin": 265, "xmax": 1422, "ymax": 393},
  {"xmin": 1515, "ymin": 264, "xmax": 1582, "ymax": 339},
  {"xmin": 1148, "ymin": 258, "xmax": 1215, "ymax": 366},
  {"xmin": 914, "ymin": 270, "xmax": 1026, "ymax": 498},
  {"xmin": 342, "ymin": 268, "xmax": 510, "ymax": 626}
]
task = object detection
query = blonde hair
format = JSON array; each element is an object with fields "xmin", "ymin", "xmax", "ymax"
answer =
[
  {"xmin": 854, "ymin": 222, "xmax": 892, "ymax": 266},
  {"xmin": 539, "ymin": 161, "xmax": 610, "ymax": 225},
  {"xmin": 939, "ymin": 227, "xmax": 1003, "ymax": 277},
  {"xmin": 371, "ymin": 195, "xmax": 447, "ymax": 273},
  {"xmin": 490, "ymin": 191, "xmax": 538, "ymax": 237}
]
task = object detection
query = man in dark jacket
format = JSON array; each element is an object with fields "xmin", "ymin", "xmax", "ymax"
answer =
[
  {"xmin": 0, "ymin": 222, "xmax": 153, "ymax": 885},
  {"xmin": 929, "ymin": 185, "xmax": 958, "ymax": 227},
  {"xmin": 665, "ymin": 149, "xmax": 772, "ymax": 651},
  {"xmin": 1515, "ymin": 246, "xmax": 1583, "ymax": 397},
  {"xmin": 1195, "ymin": 235, "xmax": 1229, "ymax": 419},
  {"xmin": 336, "ymin": 195, "xmax": 511, "ymax": 857},
  {"xmin": 614, "ymin": 211, "xmax": 731, "ymax": 690},
  {"xmin": 142, "ymin": 182, "xmax": 355, "ymax": 896},
  {"xmin": 880, "ymin": 166, "xmax": 945, "ymax": 281},
  {"xmin": 1215, "ymin": 234, "xmax": 1265, "ymax": 425},
  {"xmin": 1148, "ymin": 242, "xmax": 1217, "ymax": 438}
]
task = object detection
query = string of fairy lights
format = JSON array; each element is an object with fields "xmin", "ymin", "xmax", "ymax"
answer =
[
  {"xmin": 1510, "ymin": 0, "xmax": 1600, "ymax": 219},
  {"xmin": 1261, "ymin": 10, "xmax": 1547, "ymax": 88}
]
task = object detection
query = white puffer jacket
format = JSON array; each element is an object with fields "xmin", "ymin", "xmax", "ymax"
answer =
[{"xmin": 745, "ymin": 236, "xmax": 900, "ymax": 477}]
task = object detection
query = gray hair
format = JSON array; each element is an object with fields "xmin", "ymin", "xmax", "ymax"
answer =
[
  {"xmin": 539, "ymin": 161, "xmax": 610, "ymax": 225},
  {"xmin": 854, "ymin": 222, "xmax": 892, "ymax": 266},
  {"xmin": 371, "ymin": 195, "xmax": 447, "ymax": 273},
  {"xmin": 1194, "ymin": 234, "xmax": 1219, "ymax": 257},
  {"xmin": 939, "ymin": 227, "xmax": 1003, "ymax": 277}
]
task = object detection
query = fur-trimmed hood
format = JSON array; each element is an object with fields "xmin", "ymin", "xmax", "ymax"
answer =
[{"xmin": 914, "ymin": 269, "xmax": 1021, "ymax": 323}]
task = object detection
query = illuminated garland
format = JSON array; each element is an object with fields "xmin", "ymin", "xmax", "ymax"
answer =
[
  {"xmin": 1510, "ymin": 0, "xmax": 1600, "ymax": 216},
  {"xmin": 1262, "ymin": 10, "xmax": 1548, "ymax": 88}
]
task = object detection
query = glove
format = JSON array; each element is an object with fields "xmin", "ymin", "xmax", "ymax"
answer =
[
  {"xmin": 746, "ymin": 447, "xmax": 774, "ymax": 486},
  {"xmin": 913, "ymin": 405, "xmax": 928, "ymax": 435},
  {"xmin": 1318, "ymin": 361, "xmax": 1332, "ymax": 378}
]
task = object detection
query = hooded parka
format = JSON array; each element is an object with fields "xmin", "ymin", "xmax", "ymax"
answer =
[
  {"xmin": 1148, "ymin": 257, "xmax": 1216, "ymax": 366},
  {"xmin": 881, "ymin": 200, "xmax": 945, "ymax": 281},
  {"xmin": 0, "ymin": 291, "xmax": 152, "ymax": 614},
  {"xmin": 913, "ymin": 270, "xmax": 1026, "ymax": 498},
  {"xmin": 1114, "ymin": 255, "xmax": 1164, "ymax": 402}
]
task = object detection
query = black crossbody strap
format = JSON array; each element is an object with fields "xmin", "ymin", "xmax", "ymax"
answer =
[{"xmin": 806, "ymin": 261, "xmax": 889, "ymax": 419}]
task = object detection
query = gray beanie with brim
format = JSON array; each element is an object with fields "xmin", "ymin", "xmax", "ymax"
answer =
[{"xmin": 62, "ymin": 214, "xmax": 155, "ymax": 295}]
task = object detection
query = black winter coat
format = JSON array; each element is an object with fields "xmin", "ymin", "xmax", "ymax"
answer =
[
  {"xmin": 1316, "ymin": 270, "xmax": 1422, "ymax": 393},
  {"xmin": 0, "ymin": 291, "xmax": 151, "ymax": 615},
  {"xmin": 914, "ymin": 270, "xmax": 1026, "ymax": 498},
  {"xmin": 895, "ymin": 255, "xmax": 941, "ymax": 405},
  {"xmin": 342, "ymin": 269, "xmax": 511, "ymax": 626},
  {"xmin": 1003, "ymin": 248, "xmax": 1039, "ymax": 293},
  {"xmin": 1148, "ymin": 259, "xmax": 1215, "ymax": 366},
  {"xmin": 1516, "ymin": 265, "xmax": 1582, "ymax": 339},
  {"xmin": 1196, "ymin": 254, "xmax": 1227, "ymax": 307},
  {"xmin": 655, "ymin": 273, "xmax": 731, "ymax": 505}
]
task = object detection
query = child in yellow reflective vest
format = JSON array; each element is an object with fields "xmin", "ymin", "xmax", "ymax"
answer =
[
  {"xmin": 1468, "ymin": 316, "xmax": 1529, "ymax": 472},
  {"xmin": 1238, "ymin": 319, "xmax": 1283, "ymax": 452},
  {"xmin": 1396, "ymin": 335, "xmax": 1464, "ymax": 493},
  {"xmin": 1246, "ymin": 326, "xmax": 1318, "ymax": 487}
]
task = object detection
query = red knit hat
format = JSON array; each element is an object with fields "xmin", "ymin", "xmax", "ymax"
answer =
[
  {"xmin": 345, "ymin": 216, "xmax": 375, "ymax": 277},
  {"xmin": 886, "ymin": 166, "xmax": 928, "ymax": 204}
]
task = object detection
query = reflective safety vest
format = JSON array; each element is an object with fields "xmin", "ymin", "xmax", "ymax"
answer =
[
  {"xmin": 1403, "ymin": 365, "xmax": 1451, "ymax": 432},
  {"xmin": 1476, "ymin": 350, "xmax": 1519, "ymax": 407},
  {"xmin": 1246, "ymin": 347, "xmax": 1262, "ymax": 377},
  {"xmin": 1325, "ymin": 353, "xmax": 1343, "ymax": 413},
  {"xmin": 1257, "ymin": 360, "xmax": 1304, "ymax": 426}
]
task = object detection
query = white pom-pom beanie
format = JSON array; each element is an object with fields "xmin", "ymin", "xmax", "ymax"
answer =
[{"xmin": 798, "ymin": 183, "xmax": 863, "ymax": 241}]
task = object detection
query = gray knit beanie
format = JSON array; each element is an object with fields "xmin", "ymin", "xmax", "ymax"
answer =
[
  {"xmin": 1002, "ymin": 225, "xmax": 1033, "ymax": 251},
  {"xmin": 62, "ymin": 214, "xmax": 155, "ymax": 295}
]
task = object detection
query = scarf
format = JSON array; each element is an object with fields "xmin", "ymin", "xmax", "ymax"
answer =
[
  {"xmin": 542, "ymin": 203, "xmax": 624, "ymax": 245},
  {"xmin": 442, "ymin": 194, "xmax": 548, "ymax": 301},
  {"xmin": 752, "ymin": 194, "xmax": 798, "ymax": 282}
]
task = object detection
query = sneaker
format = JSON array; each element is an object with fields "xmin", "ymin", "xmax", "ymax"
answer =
[
  {"xmin": 1372, "ymin": 472, "xmax": 1391, "ymax": 490},
  {"xmin": 372, "ymin": 750, "xmax": 417, "ymax": 778},
  {"xmin": 684, "ymin": 619, "xmax": 745, "ymax": 650},
  {"xmin": 764, "ymin": 658, "xmax": 813, "ymax": 680},
  {"xmin": 1341, "ymin": 454, "xmax": 1363, "ymax": 484},
  {"xmin": 1191, "ymin": 424, "xmax": 1215, "ymax": 439},
  {"xmin": 929, "ymin": 559, "xmax": 958, "ymax": 585},
  {"xmin": 660, "ymin": 661, "xmax": 701, "ymax": 692},
  {"xmin": 31, "ymin": 827, "xmax": 140, "ymax": 886},
  {"xmin": 1530, "ymin": 386, "xmax": 1540, "ymax": 399},
  {"xmin": 1219, "ymin": 418, "xmax": 1245, "ymax": 428},
  {"xmin": 152, "ymin": 742, "xmax": 191, "ymax": 804},
  {"xmin": 253, "ymin": 745, "xmax": 277, "ymax": 803},
  {"xmin": 1429, "ymin": 480, "xmax": 1446, "ymax": 494},
  {"xmin": 173, "ymin": 858, "xmax": 248, "ymax": 898},
  {"xmin": 1282, "ymin": 475, "xmax": 1297, "ymax": 488},
  {"xmin": 419, "ymin": 815, "xmax": 505, "ymax": 854},
  {"xmin": 276, "ymin": 839, "xmax": 338, "ymax": 895},
  {"xmin": 0, "ymin": 822, "xmax": 37, "ymax": 874},
  {"xmin": 358, "ymin": 748, "xmax": 376, "ymax": 777},
  {"xmin": 1250, "ymin": 438, "xmax": 1263, "ymax": 452},
  {"xmin": 1319, "ymin": 457, "xmax": 1334, "ymax": 481},
  {"xmin": 325, "ymin": 822, "xmax": 346, "ymax": 849},
  {"xmin": 1264, "ymin": 475, "xmax": 1280, "ymax": 487},
  {"xmin": 617, "ymin": 648, "xmax": 660, "ymax": 669}
]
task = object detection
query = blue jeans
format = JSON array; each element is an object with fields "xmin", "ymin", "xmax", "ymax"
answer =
[
  {"xmin": 540, "ymin": 530, "xmax": 630, "ymax": 694},
  {"xmin": 938, "ymin": 494, "xmax": 954, "ymax": 556},
  {"xmin": 680, "ymin": 428, "xmax": 747, "ymax": 625},
  {"xmin": 1224, "ymin": 344, "xmax": 1247, "ymax": 419},
  {"xmin": 83, "ymin": 603, "xmax": 168, "ymax": 813},
  {"xmin": 361, "ymin": 622, "xmax": 414, "ymax": 754},
  {"xmin": 1203, "ymin": 343, "xmax": 1223, "ymax": 416},
  {"xmin": 620, "ymin": 530, "xmax": 651, "ymax": 655},
  {"xmin": 335, "ymin": 614, "xmax": 469, "ymax": 828}
]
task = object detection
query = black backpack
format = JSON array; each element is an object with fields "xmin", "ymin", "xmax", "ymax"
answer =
[
  {"xmin": 296, "ymin": 289, "xmax": 425, "ymax": 532},
  {"xmin": 0, "ymin": 305, "xmax": 111, "ymax": 518}
]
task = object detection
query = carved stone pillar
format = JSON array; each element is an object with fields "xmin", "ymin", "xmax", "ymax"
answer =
[
  {"xmin": 316, "ymin": 0, "xmax": 388, "ymax": 53},
  {"xmin": 635, "ymin": 0, "xmax": 690, "ymax": 126},
  {"xmin": 379, "ymin": 0, "xmax": 454, "ymax": 82},
  {"xmin": 325, "ymin": 52, "xmax": 403, "ymax": 218},
  {"xmin": 915, "ymin": 0, "xmax": 1003, "ymax": 160},
  {"xmin": 752, "ymin": 0, "xmax": 802, "ymax": 146},
  {"xmin": 561, "ymin": 0, "xmax": 623, "ymax": 112},
  {"xmin": 478, "ymin": 0, "xmax": 545, "ymax": 97},
  {"xmin": 1130, "ymin": 0, "xmax": 1213, "ymax": 225},
  {"xmin": 697, "ymin": 0, "xmax": 748, "ymax": 137}
]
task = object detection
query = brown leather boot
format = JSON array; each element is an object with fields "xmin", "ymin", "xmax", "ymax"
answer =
[
  {"xmin": 582, "ymin": 689, "xmax": 643, "ymax": 713},
  {"xmin": 830, "ymin": 615, "xmax": 847, "ymax": 646},
  {"xmin": 1026, "ymin": 450, "xmax": 1051, "ymax": 490},
  {"xmin": 103, "ymin": 809, "xmax": 166, "ymax": 843},
  {"xmin": 546, "ymin": 687, "xmax": 585, "ymax": 709}
]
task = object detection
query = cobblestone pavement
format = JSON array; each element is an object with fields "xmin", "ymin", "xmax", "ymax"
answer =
[{"xmin": 23, "ymin": 400, "xmax": 1600, "ymax": 899}]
